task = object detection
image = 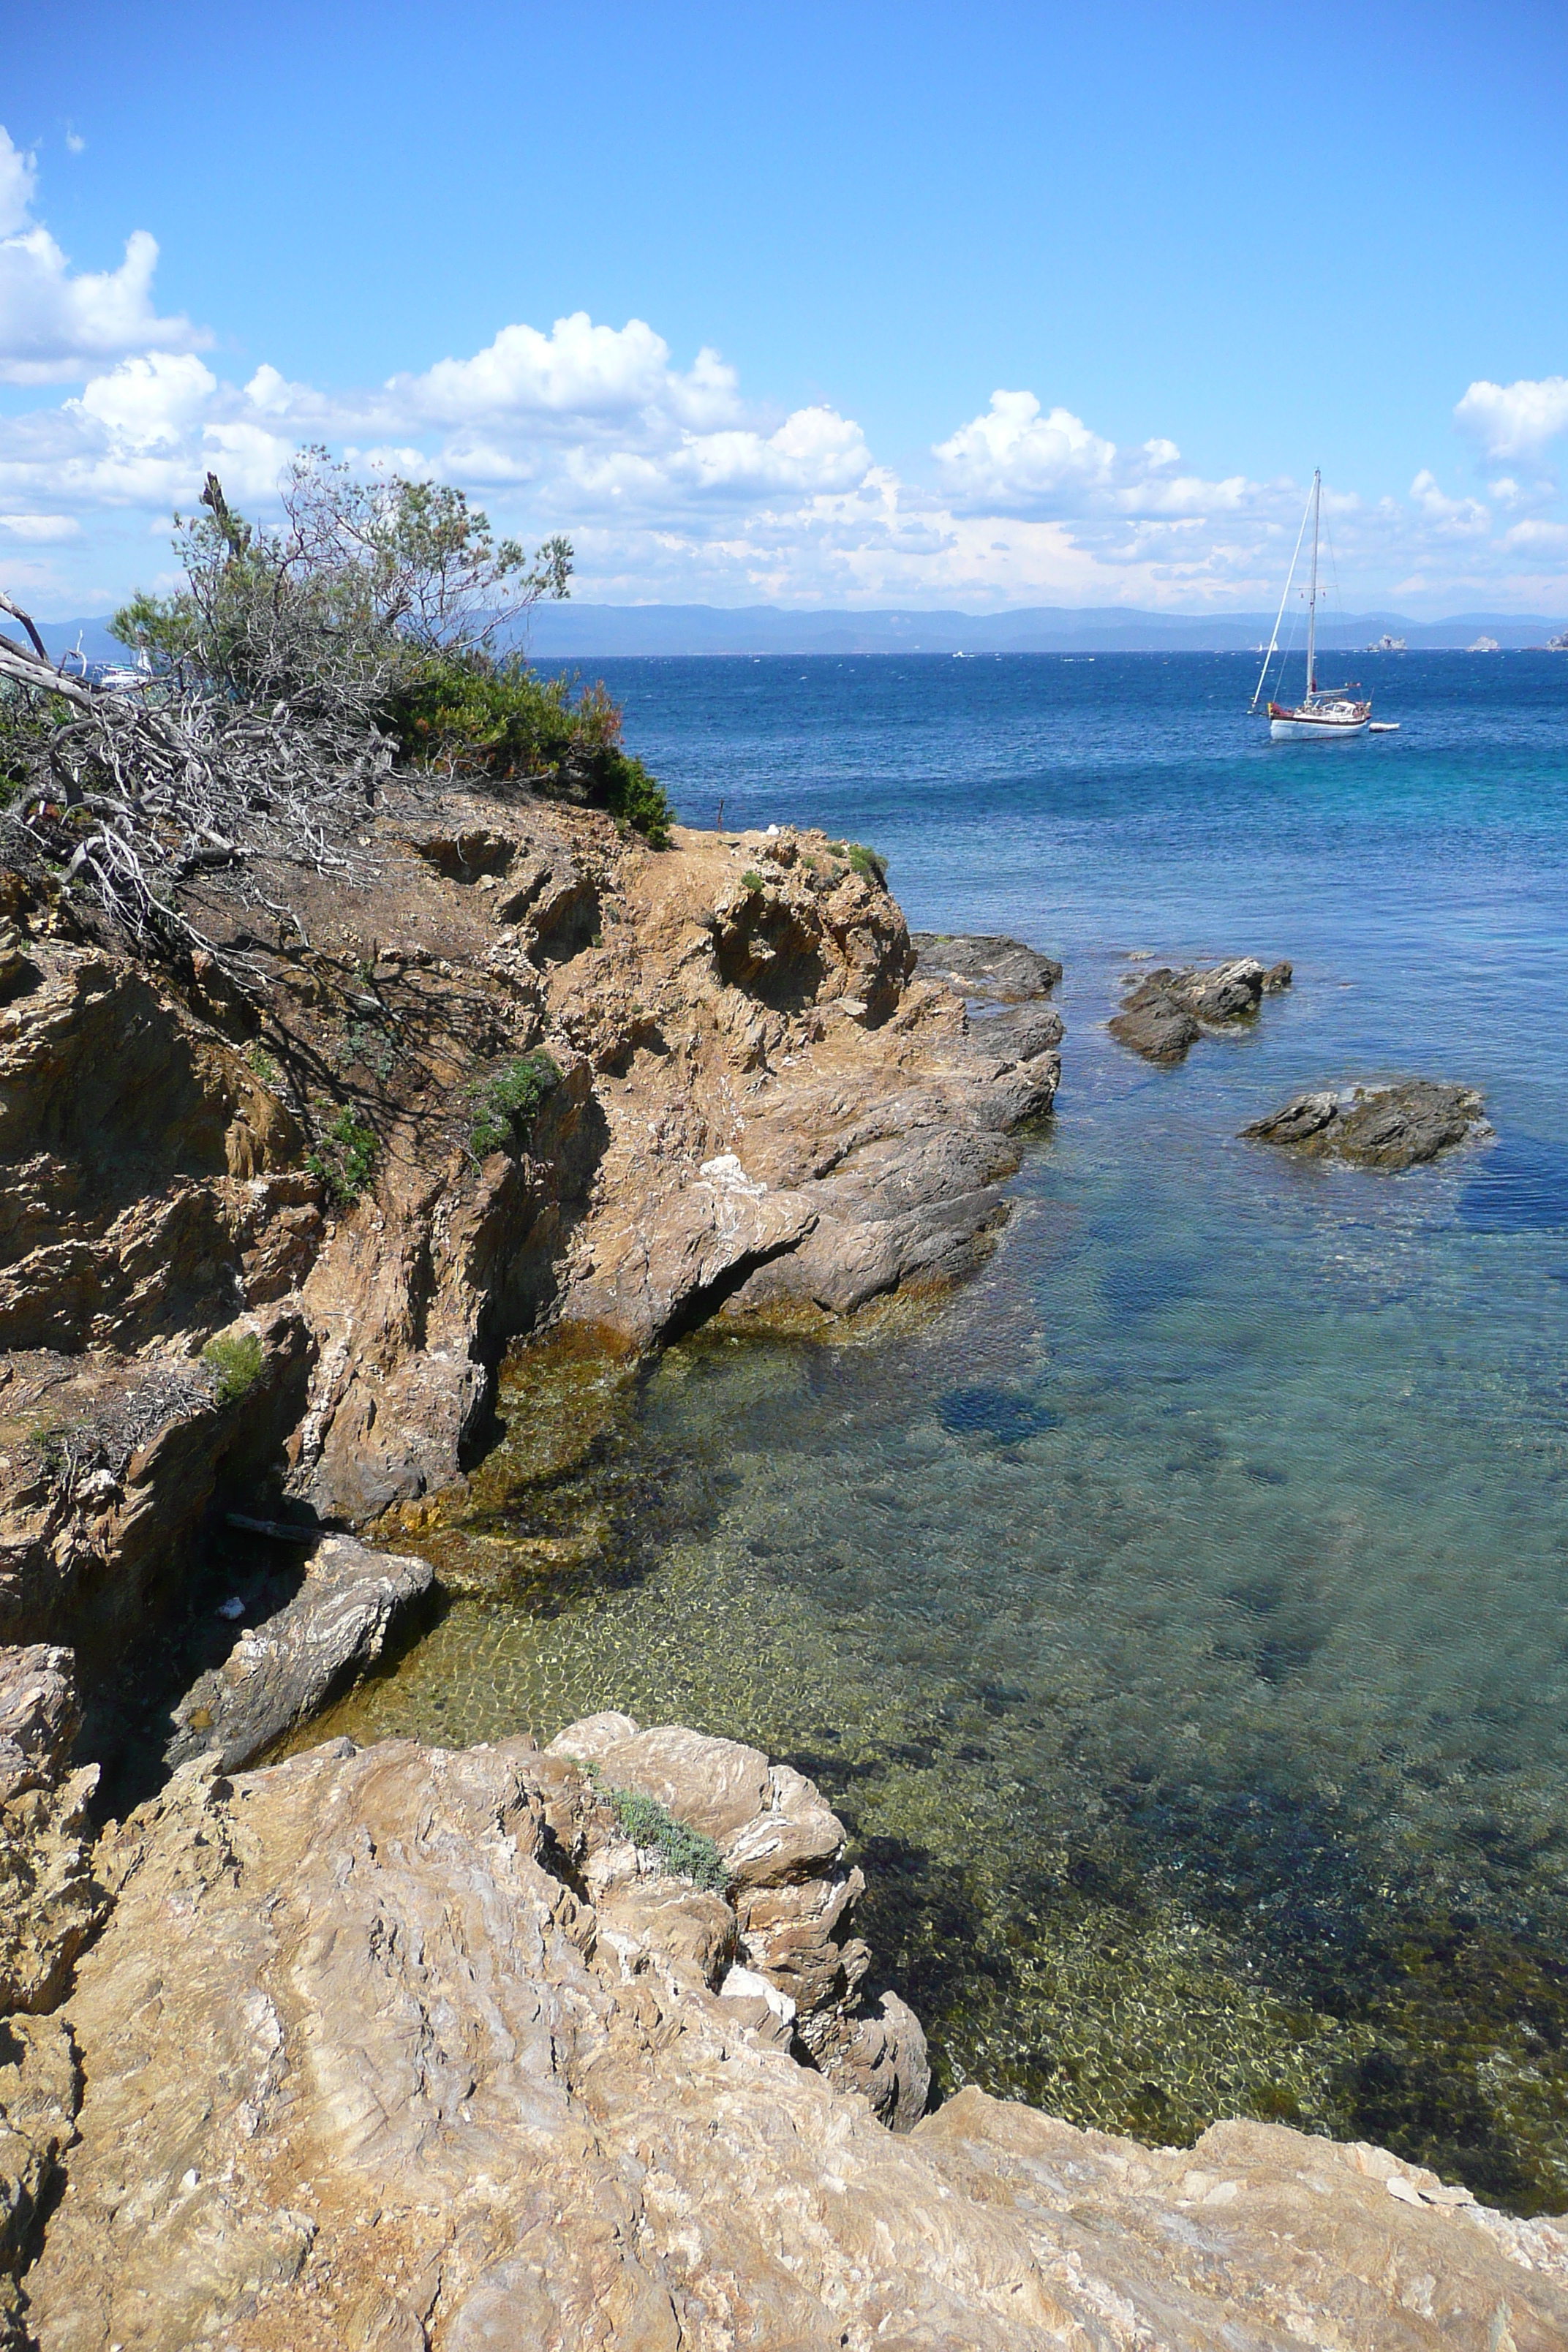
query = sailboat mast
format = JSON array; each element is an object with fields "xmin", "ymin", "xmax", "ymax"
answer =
[{"xmin": 1305, "ymin": 469, "xmax": 1320, "ymax": 698}]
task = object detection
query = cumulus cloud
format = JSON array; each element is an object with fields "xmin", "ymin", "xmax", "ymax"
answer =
[
  {"xmin": 0, "ymin": 123, "xmax": 207, "ymax": 384},
  {"xmin": 934, "ymin": 390, "xmax": 1256, "ymax": 530},
  {"xmin": 935, "ymin": 391, "xmax": 1117, "ymax": 513},
  {"xmin": 1455, "ymin": 374, "xmax": 1568, "ymax": 461},
  {"xmin": 0, "ymin": 154, "xmax": 1560, "ymax": 615},
  {"xmin": 1409, "ymin": 469, "xmax": 1490, "ymax": 533}
]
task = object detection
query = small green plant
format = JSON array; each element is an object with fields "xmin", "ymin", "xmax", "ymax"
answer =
[
  {"xmin": 847, "ymin": 842, "xmax": 889, "ymax": 887},
  {"xmin": 246, "ymin": 1041, "xmax": 282, "ymax": 1090},
  {"xmin": 202, "ymin": 1328, "xmax": 265, "ymax": 1406},
  {"xmin": 608, "ymin": 1787, "xmax": 728, "ymax": 1891},
  {"xmin": 306, "ymin": 1107, "xmax": 379, "ymax": 1204},
  {"xmin": 469, "ymin": 1050, "xmax": 561, "ymax": 1158},
  {"xmin": 347, "ymin": 1022, "xmax": 396, "ymax": 1083},
  {"xmin": 741, "ymin": 870, "xmax": 764, "ymax": 894}
]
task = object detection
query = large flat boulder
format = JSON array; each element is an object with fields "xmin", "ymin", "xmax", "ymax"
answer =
[{"xmin": 911, "ymin": 932, "xmax": 1062, "ymax": 1001}]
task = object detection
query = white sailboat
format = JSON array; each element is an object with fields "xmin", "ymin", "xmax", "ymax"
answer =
[{"xmin": 1251, "ymin": 470, "xmax": 1371, "ymax": 739}]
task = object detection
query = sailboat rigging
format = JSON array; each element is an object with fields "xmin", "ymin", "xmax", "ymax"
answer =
[{"xmin": 1251, "ymin": 471, "xmax": 1372, "ymax": 739}]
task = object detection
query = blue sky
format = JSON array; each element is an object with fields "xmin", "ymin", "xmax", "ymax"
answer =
[{"xmin": 4, "ymin": 0, "xmax": 1567, "ymax": 616}]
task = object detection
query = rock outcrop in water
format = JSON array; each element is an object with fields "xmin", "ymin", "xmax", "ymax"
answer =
[
  {"xmin": 911, "ymin": 930, "xmax": 1062, "ymax": 1001},
  {"xmin": 15, "ymin": 1706, "xmax": 1568, "ymax": 2351},
  {"xmin": 1110, "ymin": 955, "xmax": 1292, "ymax": 1063},
  {"xmin": 1243, "ymin": 1080, "xmax": 1490, "ymax": 1170},
  {"xmin": 6, "ymin": 774, "xmax": 1560, "ymax": 2344}
]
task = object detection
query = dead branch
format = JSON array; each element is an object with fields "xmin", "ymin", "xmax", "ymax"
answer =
[{"xmin": 1, "ymin": 588, "xmax": 388, "ymax": 987}]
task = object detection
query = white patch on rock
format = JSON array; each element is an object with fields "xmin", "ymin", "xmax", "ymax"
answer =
[{"xmin": 698, "ymin": 1153, "xmax": 767, "ymax": 1196}]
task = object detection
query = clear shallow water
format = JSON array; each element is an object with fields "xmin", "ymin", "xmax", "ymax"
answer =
[{"xmin": 328, "ymin": 652, "xmax": 1568, "ymax": 2208}]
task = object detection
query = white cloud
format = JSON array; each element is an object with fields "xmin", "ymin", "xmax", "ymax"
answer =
[
  {"xmin": 0, "ymin": 158, "xmax": 1559, "ymax": 617},
  {"xmin": 0, "ymin": 121, "xmax": 208, "ymax": 384},
  {"xmin": 1455, "ymin": 375, "xmax": 1568, "ymax": 461},
  {"xmin": 1501, "ymin": 518, "xmax": 1568, "ymax": 553},
  {"xmin": 0, "ymin": 129, "xmax": 36, "ymax": 235},
  {"xmin": 935, "ymin": 391, "xmax": 1117, "ymax": 513},
  {"xmin": 0, "ymin": 513, "xmax": 79, "ymax": 541},
  {"xmin": 77, "ymin": 350, "xmax": 219, "ymax": 446},
  {"xmin": 1409, "ymin": 469, "xmax": 1490, "ymax": 534},
  {"xmin": 934, "ymin": 390, "xmax": 1258, "ymax": 530}
]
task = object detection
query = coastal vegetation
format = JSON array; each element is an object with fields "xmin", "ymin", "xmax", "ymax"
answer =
[
  {"xmin": 607, "ymin": 1784, "xmax": 728, "ymax": 1891},
  {"xmin": 468, "ymin": 1050, "xmax": 562, "ymax": 1159},
  {"xmin": 305, "ymin": 1105, "xmax": 380, "ymax": 1204},
  {"xmin": 0, "ymin": 449, "xmax": 672, "ymax": 985},
  {"xmin": 200, "ymin": 1328, "xmax": 265, "ymax": 1407}
]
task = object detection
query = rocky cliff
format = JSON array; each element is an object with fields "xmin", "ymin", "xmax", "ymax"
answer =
[{"xmin": 0, "ymin": 788, "xmax": 1058, "ymax": 1672}]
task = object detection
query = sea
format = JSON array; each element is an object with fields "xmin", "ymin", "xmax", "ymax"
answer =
[{"xmin": 325, "ymin": 649, "xmax": 1568, "ymax": 2210}]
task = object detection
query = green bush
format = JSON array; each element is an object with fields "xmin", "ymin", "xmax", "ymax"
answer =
[
  {"xmin": 388, "ymin": 655, "xmax": 673, "ymax": 847},
  {"xmin": 470, "ymin": 1050, "xmax": 561, "ymax": 1158},
  {"xmin": 203, "ymin": 1329, "xmax": 265, "ymax": 1406},
  {"xmin": 740, "ymin": 869, "xmax": 764, "ymax": 893},
  {"xmin": 608, "ymin": 1787, "xmax": 728, "ymax": 1891},
  {"xmin": 306, "ymin": 1107, "xmax": 379, "ymax": 1204},
  {"xmin": 847, "ymin": 842, "xmax": 889, "ymax": 887}
]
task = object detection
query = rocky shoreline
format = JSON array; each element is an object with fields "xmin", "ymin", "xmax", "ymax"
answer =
[
  {"xmin": 7, "ymin": 1664, "xmax": 1567, "ymax": 2347},
  {"xmin": 1, "ymin": 795, "xmax": 1565, "ymax": 2343}
]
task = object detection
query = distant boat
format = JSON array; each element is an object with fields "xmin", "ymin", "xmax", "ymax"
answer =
[
  {"xmin": 1368, "ymin": 633, "xmax": 1406, "ymax": 652},
  {"xmin": 1250, "ymin": 471, "xmax": 1371, "ymax": 739}
]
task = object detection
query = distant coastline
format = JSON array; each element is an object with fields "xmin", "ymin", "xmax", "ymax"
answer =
[{"xmin": 35, "ymin": 600, "xmax": 1568, "ymax": 665}]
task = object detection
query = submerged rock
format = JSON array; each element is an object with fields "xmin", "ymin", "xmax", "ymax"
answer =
[
  {"xmin": 23, "ymin": 1722, "xmax": 1568, "ymax": 2348},
  {"xmin": 1244, "ymin": 1080, "xmax": 1490, "ymax": 1171},
  {"xmin": 1110, "ymin": 955, "xmax": 1292, "ymax": 1064}
]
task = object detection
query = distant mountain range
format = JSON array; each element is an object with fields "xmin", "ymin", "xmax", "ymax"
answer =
[{"xmin": 30, "ymin": 602, "xmax": 1568, "ymax": 665}]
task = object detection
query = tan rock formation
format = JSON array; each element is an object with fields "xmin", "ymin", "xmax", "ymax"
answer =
[
  {"xmin": 20, "ymin": 1726, "xmax": 1568, "ymax": 2351},
  {"xmin": 0, "ymin": 1646, "xmax": 104, "ymax": 2020},
  {"xmin": 0, "ymin": 796, "xmax": 1057, "ymax": 1659}
]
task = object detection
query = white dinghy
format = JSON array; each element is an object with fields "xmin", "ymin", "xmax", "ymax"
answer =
[{"xmin": 1251, "ymin": 471, "xmax": 1372, "ymax": 740}]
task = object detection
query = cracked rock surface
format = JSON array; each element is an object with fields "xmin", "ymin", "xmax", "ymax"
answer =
[{"xmin": 18, "ymin": 1719, "xmax": 1568, "ymax": 2351}]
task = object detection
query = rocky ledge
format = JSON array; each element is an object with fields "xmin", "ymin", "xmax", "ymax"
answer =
[
  {"xmin": 10, "ymin": 1697, "xmax": 1567, "ymax": 2350},
  {"xmin": 1110, "ymin": 954, "xmax": 1292, "ymax": 1063},
  {"xmin": 1243, "ymin": 1079, "xmax": 1490, "ymax": 1170}
]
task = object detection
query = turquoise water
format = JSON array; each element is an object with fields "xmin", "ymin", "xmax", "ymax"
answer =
[{"xmin": 342, "ymin": 652, "xmax": 1568, "ymax": 2206}]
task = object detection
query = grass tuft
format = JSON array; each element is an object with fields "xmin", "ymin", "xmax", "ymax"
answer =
[{"xmin": 608, "ymin": 1786, "xmax": 728, "ymax": 1890}]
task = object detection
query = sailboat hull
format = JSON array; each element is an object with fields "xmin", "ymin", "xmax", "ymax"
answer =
[{"xmin": 1269, "ymin": 712, "xmax": 1370, "ymax": 740}]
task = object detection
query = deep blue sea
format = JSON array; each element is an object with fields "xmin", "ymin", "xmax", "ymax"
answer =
[{"xmin": 344, "ymin": 651, "xmax": 1568, "ymax": 2207}]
